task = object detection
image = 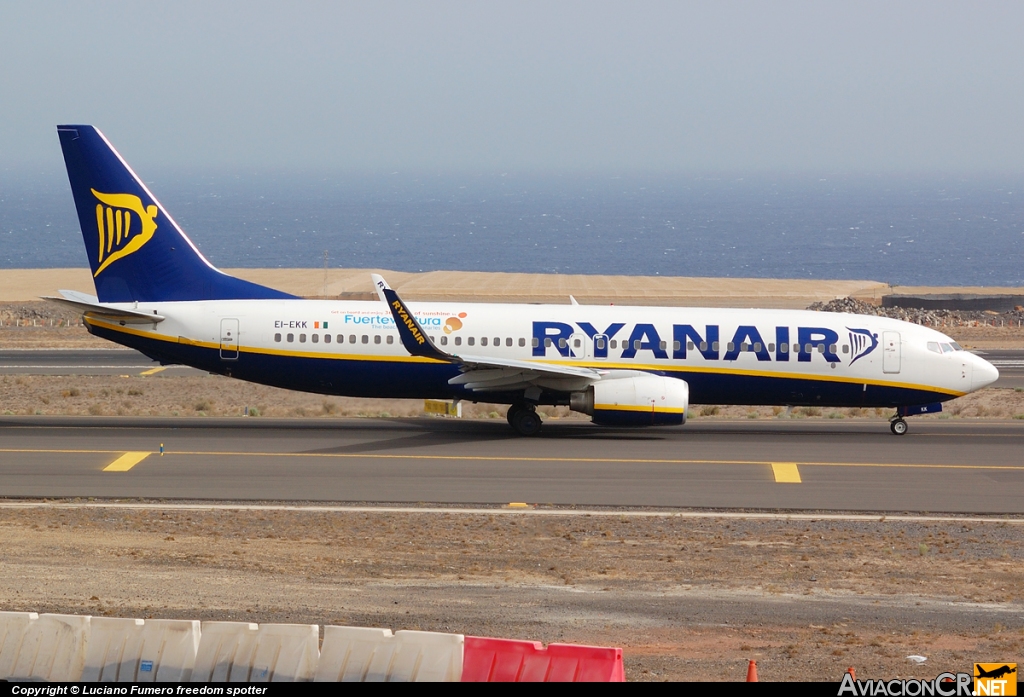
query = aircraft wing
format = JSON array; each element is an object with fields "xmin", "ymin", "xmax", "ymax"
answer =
[
  {"xmin": 42, "ymin": 289, "xmax": 165, "ymax": 324},
  {"xmin": 371, "ymin": 274, "xmax": 604, "ymax": 392}
]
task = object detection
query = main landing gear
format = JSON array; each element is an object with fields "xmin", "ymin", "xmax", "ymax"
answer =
[
  {"xmin": 890, "ymin": 416, "xmax": 908, "ymax": 436},
  {"xmin": 507, "ymin": 402, "xmax": 542, "ymax": 437}
]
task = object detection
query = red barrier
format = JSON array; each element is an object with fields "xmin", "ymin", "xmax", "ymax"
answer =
[{"xmin": 462, "ymin": 636, "xmax": 625, "ymax": 682}]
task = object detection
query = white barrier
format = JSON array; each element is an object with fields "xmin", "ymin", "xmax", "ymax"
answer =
[
  {"xmin": 81, "ymin": 617, "xmax": 201, "ymax": 682},
  {"xmin": 316, "ymin": 626, "xmax": 464, "ymax": 682},
  {"xmin": 0, "ymin": 612, "xmax": 40, "ymax": 680},
  {"xmin": 192, "ymin": 622, "xmax": 319, "ymax": 682},
  {"xmin": 4, "ymin": 613, "xmax": 90, "ymax": 681}
]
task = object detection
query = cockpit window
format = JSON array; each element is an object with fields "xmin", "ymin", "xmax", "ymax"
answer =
[
  {"xmin": 940, "ymin": 343, "xmax": 954, "ymax": 353},
  {"xmin": 950, "ymin": 342, "xmax": 964, "ymax": 351},
  {"xmin": 926, "ymin": 342, "xmax": 941, "ymax": 354}
]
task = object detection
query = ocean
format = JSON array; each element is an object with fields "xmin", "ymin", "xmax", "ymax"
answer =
[{"xmin": 2, "ymin": 170, "xmax": 1022, "ymax": 286}]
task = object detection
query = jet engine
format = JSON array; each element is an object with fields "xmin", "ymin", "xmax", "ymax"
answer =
[{"xmin": 570, "ymin": 375, "xmax": 689, "ymax": 426}]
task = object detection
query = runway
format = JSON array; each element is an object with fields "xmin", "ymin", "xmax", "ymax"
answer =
[{"xmin": 1, "ymin": 416, "xmax": 1022, "ymax": 513}]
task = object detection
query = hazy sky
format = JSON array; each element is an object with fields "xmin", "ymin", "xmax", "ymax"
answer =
[{"xmin": 2, "ymin": 1, "xmax": 1023, "ymax": 174}]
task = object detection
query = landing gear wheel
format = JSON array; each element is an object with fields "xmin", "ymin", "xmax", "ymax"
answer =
[
  {"xmin": 511, "ymin": 408, "xmax": 542, "ymax": 436},
  {"xmin": 890, "ymin": 418, "xmax": 908, "ymax": 436},
  {"xmin": 506, "ymin": 402, "xmax": 525, "ymax": 427}
]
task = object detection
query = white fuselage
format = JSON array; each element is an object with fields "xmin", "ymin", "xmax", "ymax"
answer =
[{"xmin": 84, "ymin": 299, "xmax": 999, "ymax": 408}]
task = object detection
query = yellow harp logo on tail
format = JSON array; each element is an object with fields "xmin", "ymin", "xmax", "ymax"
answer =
[{"xmin": 91, "ymin": 189, "xmax": 158, "ymax": 277}]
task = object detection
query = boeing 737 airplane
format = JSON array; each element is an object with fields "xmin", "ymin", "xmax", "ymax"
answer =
[{"xmin": 49, "ymin": 125, "xmax": 999, "ymax": 436}]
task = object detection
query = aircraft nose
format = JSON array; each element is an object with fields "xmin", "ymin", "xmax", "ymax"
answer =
[{"xmin": 970, "ymin": 354, "xmax": 999, "ymax": 391}]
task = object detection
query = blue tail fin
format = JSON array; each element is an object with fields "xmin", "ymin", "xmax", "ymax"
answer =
[{"xmin": 57, "ymin": 125, "xmax": 295, "ymax": 302}]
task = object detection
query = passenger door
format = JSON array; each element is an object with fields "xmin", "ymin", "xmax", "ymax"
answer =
[
  {"xmin": 882, "ymin": 331, "xmax": 900, "ymax": 374},
  {"xmin": 220, "ymin": 318, "xmax": 239, "ymax": 360}
]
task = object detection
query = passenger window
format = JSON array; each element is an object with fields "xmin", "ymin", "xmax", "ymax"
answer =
[
  {"xmin": 312, "ymin": 334, "xmax": 319, "ymax": 343},
  {"xmin": 610, "ymin": 340, "xmax": 617, "ymax": 349},
  {"xmin": 506, "ymin": 337, "xmax": 513, "ymax": 347},
  {"xmin": 349, "ymin": 335, "xmax": 356, "ymax": 344},
  {"xmin": 440, "ymin": 335, "xmax": 448, "ymax": 346},
  {"xmin": 387, "ymin": 335, "xmax": 394, "ymax": 344},
  {"xmin": 767, "ymin": 343, "xmax": 774, "ymax": 352},
  {"xmin": 495, "ymin": 337, "xmax": 501, "ymax": 346},
  {"xmin": 361, "ymin": 335, "xmax": 368, "ymax": 344},
  {"xmin": 634, "ymin": 340, "xmax": 642, "ymax": 350},
  {"xmin": 829, "ymin": 344, "xmax": 837, "ymax": 354},
  {"xmin": 596, "ymin": 338, "xmax": 606, "ymax": 349},
  {"xmin": 727, "ymin": 342, "xmax": 735, "ymax": 352},
  {"xmin": 700, "ymin": 342, "xmax": 707, "ymax": 352},
  {"xmin": 374, "ymin": 335, "xmax": 381, "ymax": 344},
  {"xmin": 558, "ymin": 338, "xmax": 567, "ymax": 348},
  {"xmin": 780, "ymin": 343, "xmax": 788, "ymax": 353},
  {"xmin": 299, "ymin": 334, "xmax": 306, "ymax": 343},
  {"xmin": 675, "ymin": 341, "xmax": 683, "ymax": 351},
  {"xmin": 659, "ymin": 341, "xmax": 667, "ymax": 350},
  {"xmin": 803, "ymin": 344, "xmax": 811, "ymax": 353},
  {"xmin": 455, "ymin": 336, "xmax": 462, "ymax": 346},
  {"xmin": 712, "ymin": 341, "xmax": 719, "ymax": 351},
  {"xmin": 274, "ymin": 333, "xmax": 281, "ymax": 342},
  {"xmin": 573, "ymin": 338, "xmax": 581, "ymax": 348},
  {"xmin": 520, "ymin": 338, "xmax": 527, "ymax": 347},
  {"xmin": 287, "ymin": 333, "xmax": 294, "ymax": 342},
  {"xmin": 687, "ymin": 341, "xmax": 694, "ymax": 351},
  {"xmin": 754, "ymin": 342, "xmax": 762, "ymax": 352},
  {"xmin": 817, "ymin": 344, "xmax": 825, "ymax": 353},
  {"xmin": 468, "ymin": 337, "xmax": 475, "ymax": 346},
  {"xmin": 841, "ymin": 344, "xmax": 848, "ymax": 353},
  {"xmin": 481, "ymin": 337, "xmax": 488, "ymax": 346},
  {"xmin": 324, "ymin": 334, "xmax": 331, "ymax": 344},
  {"xmin": 337, "ymin": 335, "xmax": 344, "ymax": 344}
]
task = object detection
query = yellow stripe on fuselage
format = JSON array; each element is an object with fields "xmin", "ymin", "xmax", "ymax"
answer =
[
  {"xmin": 85, "ymin": 317, "xmax": 963, "ymax": 397},
  {"xmin": 594, "ymin": 403, "xmax": 685, "ymax": 413}
]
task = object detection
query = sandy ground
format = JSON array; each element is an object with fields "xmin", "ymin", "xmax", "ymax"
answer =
[
  {"xmin": 0, "ymin": 505, "xmax": 1021, "ymax": 681},
  {"xmin": 5, "ymin": 267, "xmax": 1024, "ymax": 307}
]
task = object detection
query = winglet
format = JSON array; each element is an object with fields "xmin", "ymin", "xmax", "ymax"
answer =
[{"xmin": 371, "ymin": 274, "xmax": 451, "ymax": 362}]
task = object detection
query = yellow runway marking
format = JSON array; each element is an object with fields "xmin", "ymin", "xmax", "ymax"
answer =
[
  {"xmin": 139, "ymin": 367, "xmax": 166, "ymax": 376},
  {"xmin": 771, "ymin": 462, "xmax": 802, "ymax": 483},
  {"xmin": 1, "ymin": 449, "xmax": 1022, "ymax": 472},
  {"xmin": 102, "ymin": 452, "xmax": 151, "ymax": 472}
]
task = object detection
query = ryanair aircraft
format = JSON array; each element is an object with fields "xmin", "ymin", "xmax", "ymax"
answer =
[{"xmin": 51, "ymin": 125, "xmax": 999, "ymax": 436}]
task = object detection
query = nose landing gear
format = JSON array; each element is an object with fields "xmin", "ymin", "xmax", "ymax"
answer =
[{"xmin": 889, "ymin": 417, "xmax": 908, "ymax": 435}]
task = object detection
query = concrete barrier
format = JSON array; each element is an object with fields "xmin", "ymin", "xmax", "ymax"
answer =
[
  {"xmin": 81, "ymin": 617, "xmax": 201, "ymax": 682},
  {"xmin": 316, "ymin": 626, "xmax": 464, "ymax": 682},
  {"xmin": 192, "ymin": 621, "xmax": 319, "ymax": 682},
  {"xmin": 0, "ymin": 612, "xmax": 40, "ymax": 680},
  {"xmin": 4, "ymin": 613, "xmax": 91, "ymax": 681}
]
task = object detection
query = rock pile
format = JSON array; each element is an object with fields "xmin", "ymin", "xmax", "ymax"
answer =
[{"xmin": 807, "ymin": 297, "xmax": 1024, "ymax": 328}]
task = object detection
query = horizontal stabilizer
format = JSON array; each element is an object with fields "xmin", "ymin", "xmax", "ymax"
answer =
[{"xmin": 42, "ymin": 289, "xmax": 165, "ymax": 324}]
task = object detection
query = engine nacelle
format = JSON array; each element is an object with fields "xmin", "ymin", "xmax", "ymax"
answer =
[{"xmin": 570, "ymin": 375, "xmax": 689, "ymax": 427}]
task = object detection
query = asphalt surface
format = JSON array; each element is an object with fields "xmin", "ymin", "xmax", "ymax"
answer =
[
  {"xmin": 3, "ymin": 347, "xmax": 1022, "ymax": 386},
  {"xmin": 1, "ymin": 417, "xmax": 1022, "ymax": 513}
]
